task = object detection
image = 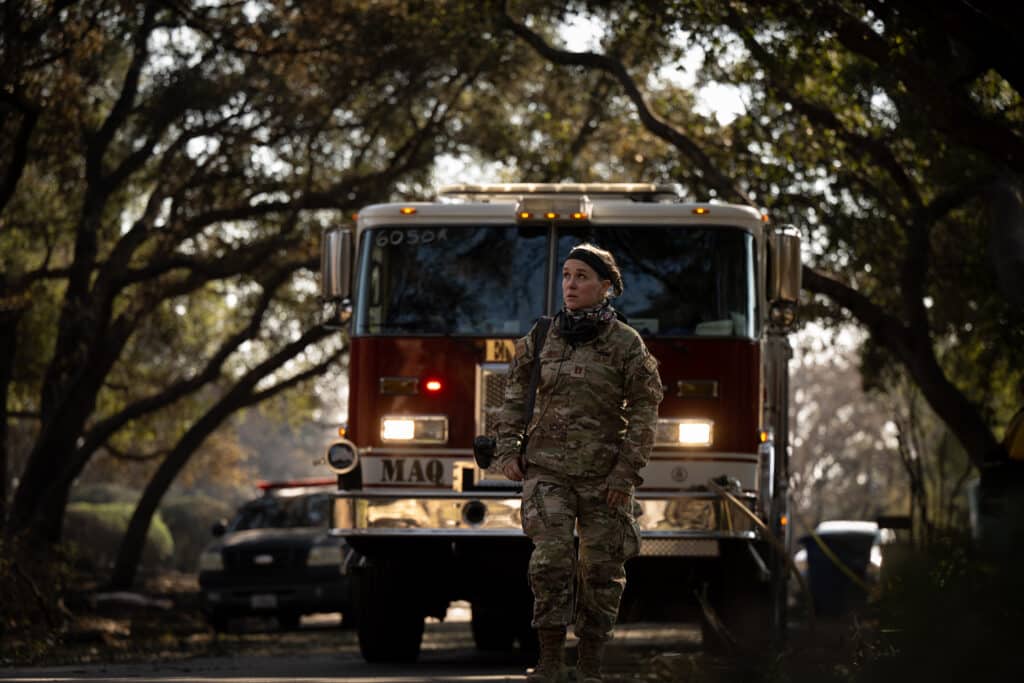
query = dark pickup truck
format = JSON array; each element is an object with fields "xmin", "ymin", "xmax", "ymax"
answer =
[{"xmin": 198, "ymin": 478, "xmax": 351, "ymax": 631}]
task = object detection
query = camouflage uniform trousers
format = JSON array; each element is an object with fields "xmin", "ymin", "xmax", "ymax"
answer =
[{"xmin": 521, "ymin": 475, "xmax": 641, "ymax": 641}]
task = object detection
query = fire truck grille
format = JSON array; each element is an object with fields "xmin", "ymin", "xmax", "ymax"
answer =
[{"xmin": 478, "ymin": 364, "xmax": 510, "ymax": 436}]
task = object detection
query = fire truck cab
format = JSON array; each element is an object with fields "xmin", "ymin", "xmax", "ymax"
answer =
[{"xmin": 319, "ymin": 183, "xmax": 801, "ymax": 662}]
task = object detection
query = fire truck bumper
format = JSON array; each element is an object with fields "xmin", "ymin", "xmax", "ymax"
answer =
[{"xmin": 331, "ymin": 490, "xmax": 760, "ymax": 557}]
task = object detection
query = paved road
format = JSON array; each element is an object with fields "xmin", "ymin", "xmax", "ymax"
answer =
[{"xmin": 0, "ymin": 610, "xmax": 701, "ymax": 683}]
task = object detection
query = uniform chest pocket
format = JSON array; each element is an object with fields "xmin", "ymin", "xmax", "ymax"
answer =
[
  {"xmin": 567, "ymin": 349, "xmax": 620, "ymax": 388},
  {"xmin": 538, "ymin": 350, "xmax": 569, "ymax": 389}
]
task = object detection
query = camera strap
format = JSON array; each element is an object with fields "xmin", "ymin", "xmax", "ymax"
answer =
[{"xmin": 520, "ymin": 316, "xmax": 552, "ymax": 458}]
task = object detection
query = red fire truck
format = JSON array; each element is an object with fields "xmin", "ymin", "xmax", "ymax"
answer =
[{"xmin": 319, "ymin": 183, "xmax": 801, "ymax": 661}]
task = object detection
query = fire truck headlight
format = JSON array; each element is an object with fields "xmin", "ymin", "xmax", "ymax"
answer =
[
  {"xmin": 380, "ymin": 415, "xmax": 448, "ymax": 444},
  {"xmin": 656, "ymin": 418, "xmax": 714, "ymax": 447}
]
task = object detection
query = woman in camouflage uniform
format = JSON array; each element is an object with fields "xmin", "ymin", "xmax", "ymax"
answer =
[{"xmin": 494, "ymin": 243, "xmax": 663, "ymax": 683}]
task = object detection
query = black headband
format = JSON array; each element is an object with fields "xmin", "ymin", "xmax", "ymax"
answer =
[{"xmin": 566, "ymin": 248, "xmax": 613, "ymax": 282}]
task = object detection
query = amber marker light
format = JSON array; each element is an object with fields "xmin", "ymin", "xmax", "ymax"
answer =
[
  {"xmin": 338, "ymin": 425, "xmax": 347, "ymax": 438},
  {"xmin": 761, "ymin": 213, "xmax": 770, "ymax": 223},
  {"xmin": 780, "ymin": 514, "xmax": 789, "ymax": 527},
  {"xmin": 571, "ymin": 211, "xmax": 587, "ymax": 220},
  {"xmin": 400, "ymin": 206, "xmax": 417, "ymax": 215},
  {"xmin": 692, "ymin": 207, "xmax": 710, "ymax": 215},
  {"xmin": 759, "ymin": 430, "xmax": 769, "ymax": 443},
  {"xmin": 424, "ymin": 378, "xmax": 443, "ymax": 393},
  {"xmin": 518, "ymin": 211, "xmax": 533, "ymax": 220},
  {"xmin": 545, "ymin": 211, "xmax": 559, "ymax": 219}
]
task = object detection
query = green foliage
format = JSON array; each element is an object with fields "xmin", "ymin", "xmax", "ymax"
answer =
[{"xmin": 63, "ymin": 503, "xmax": 173, "ymax": 571}]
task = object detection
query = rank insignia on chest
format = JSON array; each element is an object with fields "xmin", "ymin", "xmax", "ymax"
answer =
[{"xmin": 571, "ymin": 363, "xmax": 586, "ymax": 378}]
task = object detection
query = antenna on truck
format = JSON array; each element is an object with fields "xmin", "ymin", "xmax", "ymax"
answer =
[{"xmin": 438, "ymin": 183, "xmax": 682, "ymax": 202}]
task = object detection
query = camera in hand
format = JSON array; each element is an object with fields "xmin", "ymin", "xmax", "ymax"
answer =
[{"xmin": 473, "ymin": 435, "xmax": 496, "ymax": 468}]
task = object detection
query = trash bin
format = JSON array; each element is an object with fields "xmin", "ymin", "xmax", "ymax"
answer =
[{"xmin": 801, "ymin": 521, "xmax": 878, "ymax": 617}]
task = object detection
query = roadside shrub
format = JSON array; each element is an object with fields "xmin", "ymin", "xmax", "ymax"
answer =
[
  {"xmin": 160, "ymin": 493, "xmax": 235, "ymax": 571},
  {"xmin": 858, "ymin": 534, "xmax": 1022, "ymax": 682},
  {"xmin": 63, "ymin": 502, "xmax": 174, "ymax": 572},
  {"xmin": 69, "ymin": 482, "xmax": 138, "ymax": 504}
]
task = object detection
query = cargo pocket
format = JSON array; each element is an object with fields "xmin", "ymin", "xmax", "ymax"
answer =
[
  {"xmin": 622, "ymin": 514, "xmax": 642, "ymax": 560},
  {"xmin": 521, "ymin": 478, "xmax": 548, "ymax": 537}
]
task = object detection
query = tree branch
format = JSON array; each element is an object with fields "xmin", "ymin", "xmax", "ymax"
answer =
[{"xmin": 498, "ymin": 6, "xmax": 755, "ymax": 206}]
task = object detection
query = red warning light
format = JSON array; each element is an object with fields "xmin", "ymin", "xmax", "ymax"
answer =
[{"xmin": 424, "ymin": 378, "xmax": 443, "ymax": 393}]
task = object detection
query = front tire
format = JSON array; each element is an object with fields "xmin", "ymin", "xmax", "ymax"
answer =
[
  {"xmin": 207, "ymin": 611, "xmax": 230, "ymax": 633},
  {"xmin": 277, "ymin": 612, "xmax": 301, "ymax": 630},
  {"xmin": 356, "ymin": 562, "xmax": 424, "ymax": 662},
  {"xmin": 471, "ymin": 601, "xmax": 517, "ymax": 651}
]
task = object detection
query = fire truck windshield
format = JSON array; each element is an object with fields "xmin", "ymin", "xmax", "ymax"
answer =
[
  {"xmin": 558, "ymin": 226, "xmax": 757, "ymax": 338},
  {"xmin": 355, "ymin": 224, "xmax": 548, "ymax": 336},
  {"xmin": 354, "ymin": 224, "xmax": 756, "ymax": 338}
]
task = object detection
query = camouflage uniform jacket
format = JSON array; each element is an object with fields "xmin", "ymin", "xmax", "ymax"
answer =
[{"xmin": 494, "ymin": 316, "xmax": 663, "ymax": 492}]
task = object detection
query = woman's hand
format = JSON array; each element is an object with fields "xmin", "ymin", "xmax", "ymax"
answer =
[
  {"xmin": 606, "ymin": 487, "xmax": 630, "ymax": 508},
  {"xmin": 502, "ymin": 459, "xmax": 524, "ymax": 481}
]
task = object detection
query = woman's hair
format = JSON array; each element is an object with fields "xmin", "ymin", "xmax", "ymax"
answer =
[{"xmin": 567, "ymin": 243, "xmax": 624, "ymax": 297}]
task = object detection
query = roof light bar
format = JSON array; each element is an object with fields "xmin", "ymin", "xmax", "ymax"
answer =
[{"xmin": 440, "ymin": 182, "xmax": 682, "ymax": 201}]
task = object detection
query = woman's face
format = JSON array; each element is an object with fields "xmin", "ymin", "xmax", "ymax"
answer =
[{"xmin": 562, "ymin": 258, "xmax": 610, "ymax": 310}]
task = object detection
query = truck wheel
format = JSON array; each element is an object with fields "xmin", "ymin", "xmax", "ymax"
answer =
[
  {"xmin": 356, "ymin": 564, "xmax": 424, "ymax": 662},
  {"xmin": 207, "ymin": 611, "xmax": 230, "ymax": 633},
  {"xmin": 277, "ymin": 612, "xmax": 301, "ymax": 630},
  {"xmin": 471, "ymin": 602, "xmax": 517, "ymax": 650}
]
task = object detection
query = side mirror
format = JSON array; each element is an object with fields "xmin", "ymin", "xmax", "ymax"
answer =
[
  {"xmin": 767, "ymin": 225, "xmax": 802, "ymax": 328},
  {"xmin": 321, "ymin": 228, "xmax": 353, "ymax": 329},
  {"xmin": 321, "ymin": 227, "xmax": 353, "ymax": 300}
]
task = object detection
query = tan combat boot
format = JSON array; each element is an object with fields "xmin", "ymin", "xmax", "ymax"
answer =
[
  {"xmin": 576, "ymin": 637, "xmax": 605, "ymax": 683},
  {"xmin": 526, "ymin": 627, "xmax": 567, "ymax": 683}
]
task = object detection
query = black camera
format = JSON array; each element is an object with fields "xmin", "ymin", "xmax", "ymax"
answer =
[{"xmin": 472, "ymin": 435, "xmax": 496, "ymax": 468}]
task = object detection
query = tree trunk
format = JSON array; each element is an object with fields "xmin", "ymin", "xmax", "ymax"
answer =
[
  {"xmin": 108, "ymin": 406, "xmax": 230, "ymax": 588},
  {"xmin": 0, "ymin": 303, "xmax": 23, "ymax": 529}
]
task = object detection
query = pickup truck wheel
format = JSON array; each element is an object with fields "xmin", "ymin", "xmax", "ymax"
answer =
[
  {"xmin": 356, "ymin": 564, "xmax": 424, "ymax": 662},
  {"xmin": 471, "ymin": 602, "xmax": 517, "ymax": 650},
  {"xmin": 277, "ymin": 612, "xmax": 301, "ymax": 631},
  {"xmin": 207, "ymin": 611, "xmax": 230, "ymax": 633}
]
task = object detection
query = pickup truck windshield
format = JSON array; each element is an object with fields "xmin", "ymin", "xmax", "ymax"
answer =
[{"xmin": 229, "ymin": 494, "xmax": 331, "ymax": 531}]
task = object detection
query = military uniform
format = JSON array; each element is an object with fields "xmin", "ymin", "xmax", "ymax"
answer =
[{"xmin": 494, "ymin": 314, "xmax": 663, "ymax": 641}]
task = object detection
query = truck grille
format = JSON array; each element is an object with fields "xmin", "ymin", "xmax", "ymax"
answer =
[
  {"xmin": 477, "ymin": 363, "xmax": 510, "ymax": 436},
  {"xmin": 224, "ymin": 547, "xmax": 306, "ymax": 572}
]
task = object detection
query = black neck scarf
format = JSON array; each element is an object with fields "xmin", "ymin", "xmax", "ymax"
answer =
[{"xmin": 559, "ymin": 300, "xmax": 617, "ymax": 346}]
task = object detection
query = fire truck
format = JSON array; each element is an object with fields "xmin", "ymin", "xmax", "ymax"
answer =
[{"xmin": 318, "ymin": 183, "xmax": 801, "ymax": 662}]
